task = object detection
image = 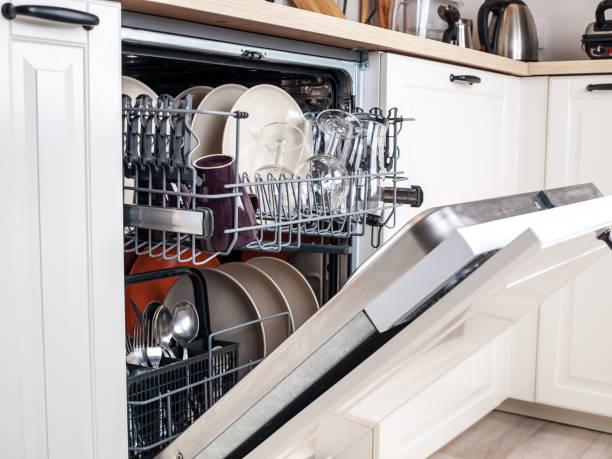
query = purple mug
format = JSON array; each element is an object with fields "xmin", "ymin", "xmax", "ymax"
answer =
[{"xmin": 193, "ymin": 154, "xmax": 258, "ymax": 252}]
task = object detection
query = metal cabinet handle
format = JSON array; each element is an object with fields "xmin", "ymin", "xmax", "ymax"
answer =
[
  {"xmin": 586, "ymin": 83, "xmax": 612, "ymax": 91},
  {"xmin": 1, "ymin": 2, "xmax": 99, "ymax": 30},
  {"xmin": 450, "ymin": 74, "xmax": 482, "ymax": 85}
]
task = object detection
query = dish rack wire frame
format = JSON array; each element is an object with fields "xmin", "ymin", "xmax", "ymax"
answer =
[
  {"xmin": 122, "ymin": 94, "xmax": 410, "ymax": 265},
  {"xmin": 125, "ymin": 268, "xmax": 293, "ymax": 457}
]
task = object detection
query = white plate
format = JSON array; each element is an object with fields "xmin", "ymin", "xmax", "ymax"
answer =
[
  {"xmin": 121, "ymin": 76, "xmax": 157, "ymax": 102},
  {"xmin": 175, "ymin": 85, "xmax": 214, "ymax": 109},
  {"xmin": 164, "ymin": 268, "xmax": 266, "ymax": 371},
  {"xmin": 246, "ymin": 257, "xmax": 318, "ymax": 330},
  {"xmin": 190, "ymin": 84, "xmax": 247, "ymax": 162},
  {"xmin": 221, "ymin": 84, "xmax": 305, "ymax": 177},
  {"xmin": 218, "ymin": 262, "xmax": 293, "ymax": 354}
]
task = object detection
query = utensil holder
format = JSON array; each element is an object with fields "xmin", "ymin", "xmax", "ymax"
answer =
[{"xmin": 126, "ymin": 342, "xmax": 239, "ymax": 458}]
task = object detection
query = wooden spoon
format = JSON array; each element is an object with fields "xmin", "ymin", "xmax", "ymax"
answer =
[
  {"xmin": 360, "ymin": 0, "xmax": 370, "ymax": 23},
  {"xmin": 377, "ymin": 0, "xmax": 390, "ymax": 29}
]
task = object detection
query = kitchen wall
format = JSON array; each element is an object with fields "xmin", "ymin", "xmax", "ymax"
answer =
[{"xmin": 278, "ymin": 0, "xmax": 601, "ymax": 61}]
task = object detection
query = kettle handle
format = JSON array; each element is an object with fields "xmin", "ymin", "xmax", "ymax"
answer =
[
  {"xmin": 442, "ymin": 26, "xmax": 457, "ymax": 44},
  {"xmin": 595, "ymin": 0, "xmax": 612, "ymax": 31},
  {"xmin": 477, "ymin": 0, "xmax": 508, "ymax": 52}
]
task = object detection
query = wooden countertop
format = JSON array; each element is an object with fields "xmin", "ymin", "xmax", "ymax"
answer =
[{"xmin": 120, "ymin": 0, "xmax": 612, "ymax": 77}]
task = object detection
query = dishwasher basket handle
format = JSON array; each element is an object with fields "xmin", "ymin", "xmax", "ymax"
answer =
[{"xmin": 1, "ymin": 2, "xmax": 99, "ymax": 30}]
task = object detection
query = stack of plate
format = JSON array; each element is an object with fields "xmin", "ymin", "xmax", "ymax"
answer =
[{"xmin": 126, "ymin": 253, "xmax": 319, "ymax": 372}]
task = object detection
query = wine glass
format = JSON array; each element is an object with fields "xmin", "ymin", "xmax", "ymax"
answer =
[
  {"xmin": 294, "ymin": 110, "xmax": 362, "ymax": 213},
  {"xmin": 255, "ymin": 122, "xmax": 304, "ymax": 178},
  {"xmin": 316, "ymin": 109, "xmax": 362, "ymax": 163},
  {"xmin": 255, "ymin": 122, "xmax": 304, "ymax": 217}
]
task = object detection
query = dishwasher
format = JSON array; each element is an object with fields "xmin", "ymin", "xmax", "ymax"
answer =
[
  {"xmin": 120, "ymin": 12, "xmax": 422, "ymax": 458},
  {"xmin": 116, "ymin": 12, "xmax": 612, "ymax": 459},
  {"xmin": 3, "ymin": 4, "xmax": 612, "ymax": 458}
]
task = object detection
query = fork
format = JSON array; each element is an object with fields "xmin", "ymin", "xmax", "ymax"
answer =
[
  {"xmin": 146, "ymin": 322, "xmax": 163, "ymax": 369},
  {"xmin": 133, "ymin": 320, "xmax": 149, "ymax": 367}
]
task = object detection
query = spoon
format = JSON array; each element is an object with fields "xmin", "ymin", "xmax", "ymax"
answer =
[
  {"xmin": 172, "ymin": 301, "xmax": 200, "ymax": 359},
  {"xmin": 153, "ymin": 304, "xmax": 176, "ymax": 359}
]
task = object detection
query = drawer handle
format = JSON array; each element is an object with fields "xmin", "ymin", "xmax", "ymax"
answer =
[
  {"xmin": 1, "ymin": 2, "xmax": 99, "ymax": 30},
  {"xmin": 587, "ymin": 83, "xmax": 612, "ymax": 91},
  {"xmin": 450, "ymin": 74, "xmax": 481, "ymax": 85}
]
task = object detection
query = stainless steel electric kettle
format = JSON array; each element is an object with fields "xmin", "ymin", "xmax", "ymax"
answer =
[{"xmin": 477, "ymin": 0, "xmax": 539, "ymax": 61}]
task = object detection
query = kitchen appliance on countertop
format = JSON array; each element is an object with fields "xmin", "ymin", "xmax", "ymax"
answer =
[
  {"xmin": 438, "ymin": 3, "xmax": 473, "ymax": 48},
  {"xmin": 389, "ymin": 0, "xmax": 463, "ymax": 40},
  {"xmin": 583, "ymin": 0, "xmax": 612, "ymax": 59},
  {"xmin": 477, "ymin": 0, "xmax": 539, "ymax": 61},
  {"xmin": 158, "ymin": 183, "xmax": 612, "ymax": 458},
  {"xmin": 442, "ymin": 17, "xmax": 475, "ymax": 48}
]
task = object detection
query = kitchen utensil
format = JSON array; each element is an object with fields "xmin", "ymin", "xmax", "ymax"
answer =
[
  {"xmin": 193, "ymin": 154, "xmax": 258, "ymax": 252},
  {"xmin": 164, "ymin": 269, "xmax": 266, "ymax": 370},
  {"xmin": 190, "ymin": 84, "xmax": 247, "ymax": 162},
  {"xmin": 477, "ymin": 0, "xmax": 538, "ymax": 61},
  {"xmin": 316, "ymin": 0, "xmax": 345, "ymax": 18},
  {"xmin": 222, "ymin": 84, "xmax": 305, "ymax": 177},
  {"xmin": 172, "ymin": 300, "xmax": 200, "ymax": 344},
  {"xmin": 131, "ymin": 319, "xmax": 148, "ymax": 367},
  {"xmin": 146, "ymin": 326, "xmax": 163, "ymax": 369},
  {"xmin": 142, "ymin": 301, "xmax": 161, "ymax": 367},
  {"xmin": 122, "ymin": 75, "xmax": 157, "ymax": 102},
  {"xmin": 153, "ymin": 304, "xmax": 175, "ymax": 359},
  {"xmin": 582, "ymin": 0, "xmax": 612, "ymax": 59},
  {"xmin": 175, "ymin": 85, "xmax": 214, "ymax": 108},
  {"xmin": 442, "ymin": 18, "xmax": 475, "ymax": 48},
  {"xmin": 218, "ymin": 262, "xmax": 293, "ymax": 353},
  {"xmin": 246, "ymin": 257, "xmax": 318, "ymax": 330},
  {"xmin": 292, "ymin": 0, "xmax": 345, "ymax": 18},
  {"xmin": 360, "ymin": 0, "xmax": 370, "ymax": 22},
  {"xmin": 377, "ymin": 0, "xmax": 391, "ymax": 28},
  {"xmin": 389, "ymin": 0, "xmax": 463, "ymax": 39},
  {"xmin": 125, "ymin": 251, "xmax": 219, "ymax": 332},
  {"xmin": 125, "ymin": 327, "xmax": 134, "ymax": 356}
]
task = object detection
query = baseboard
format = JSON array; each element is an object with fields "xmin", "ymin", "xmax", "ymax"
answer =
[{"xmin": 498, "ymin": 399, "xmax": 612, "ymax": 434}]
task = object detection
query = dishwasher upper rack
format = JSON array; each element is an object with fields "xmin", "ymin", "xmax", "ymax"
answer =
[{"xmin": 122, "ymin": 94, "xmax": 419, "ymax": 265}]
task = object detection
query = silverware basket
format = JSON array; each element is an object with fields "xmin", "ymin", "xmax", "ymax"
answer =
[
  {"xmin": 127, "ymin": 342, "xmax": 239, "ymax": 458},
  {"xmin": 122, "ymin": 94, "xmax": 421, "ymax": 264}
]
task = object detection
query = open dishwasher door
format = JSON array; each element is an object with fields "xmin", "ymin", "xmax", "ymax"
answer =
[{"xmin": 159, "ymin": 187, "xmax": 612, "ymax": 459}]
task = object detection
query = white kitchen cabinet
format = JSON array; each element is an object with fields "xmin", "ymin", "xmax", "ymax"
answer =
[
  {"xmin": 379, "ymin": 54, "xmax": 545, "ymax": 242},
  {"xmin": 0, "ymin": 1, "xmax": 125, "ymax": 457},
  {"xmin": 536, "ymin": 75, "xmax": 612, "ymax": 416}
]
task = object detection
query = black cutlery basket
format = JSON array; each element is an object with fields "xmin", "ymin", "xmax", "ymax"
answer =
[{"xmin": 126, "ymin": 342, "xmax": 239, "ymax": 458}]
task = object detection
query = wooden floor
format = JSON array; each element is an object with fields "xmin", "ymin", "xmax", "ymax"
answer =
[{"xmin": 431, "ymin": 411, "xmax": 612, "ymax": 459}]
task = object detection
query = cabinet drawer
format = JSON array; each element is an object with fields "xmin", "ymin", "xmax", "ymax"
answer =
[
  {"xmin": 7, "ymin": 0, "xmax": 92, "ymax": 43},
  {"xmin": 384, "ymin": 53, "xmax": 509, "ymax": 98}
]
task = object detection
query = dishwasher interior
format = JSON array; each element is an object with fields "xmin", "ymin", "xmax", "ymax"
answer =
[{"xmin": 120, "ymin": 18, "xmax": 421, "ymax": 458}]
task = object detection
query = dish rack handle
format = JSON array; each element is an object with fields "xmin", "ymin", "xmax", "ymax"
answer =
[{"xmin": 125, "ymin": 267, "xmax": 211, "ymax": 348}]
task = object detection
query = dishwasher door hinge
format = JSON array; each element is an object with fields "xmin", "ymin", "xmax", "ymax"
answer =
[
  {"xmin": 358, "ymin": 50, "xmax": 369, "ymax": 69},
  {"xmin": 241, "ymin": 49, "xmax": 265, "ymax": 60}
]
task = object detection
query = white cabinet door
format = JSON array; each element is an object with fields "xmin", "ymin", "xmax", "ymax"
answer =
[
  {"xmin": 0, "ymin": 1, "xmax": 125, "ymax": 457},
  {"xmin": 536, "ymin": 75, "xmax": 612, "ymax": 416},
  {"xmin": 380, "ymin": 54, "xmax": 544, "ymax": 242}
]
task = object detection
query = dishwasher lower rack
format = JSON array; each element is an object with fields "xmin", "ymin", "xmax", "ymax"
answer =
[
  {"xmin": 122, "ymin": 94, "xmax": 421, "ymax": 265},
  {"xmin": 127, "ymin": 341, "xmax": 239, "ymax": 458}
]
